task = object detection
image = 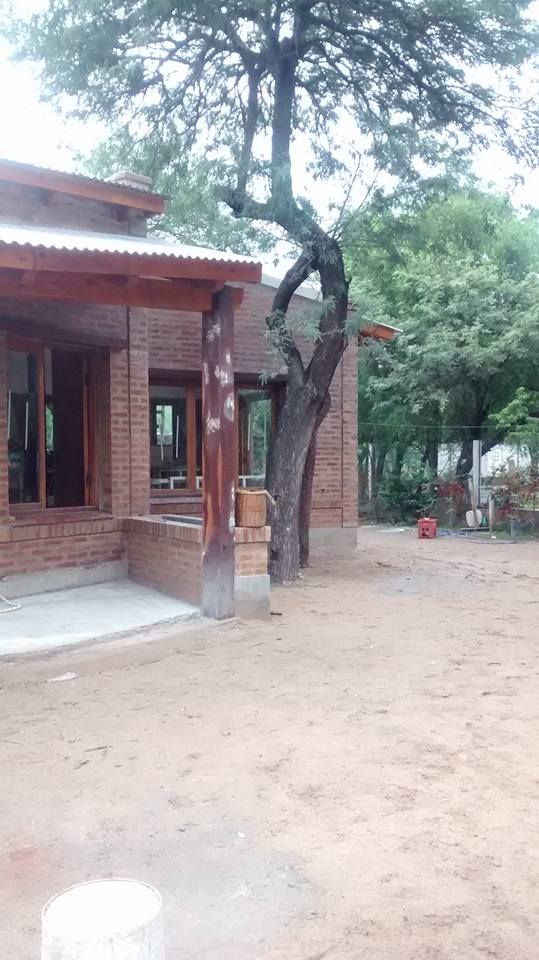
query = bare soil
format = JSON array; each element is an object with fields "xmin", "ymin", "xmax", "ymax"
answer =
[{"xmin": 3, "ymin": 526, "xmax": 539, "ymax": 959}]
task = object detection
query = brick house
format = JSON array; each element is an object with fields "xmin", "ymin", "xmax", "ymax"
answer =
[{"xmin": 0, "ymin": 159, "xmax": 360, "ymax": 620}]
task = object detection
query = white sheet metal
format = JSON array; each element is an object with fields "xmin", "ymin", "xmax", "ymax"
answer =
[{"xmin": 0, "ymin": 220, "xmax": 257, "ymax": 267}]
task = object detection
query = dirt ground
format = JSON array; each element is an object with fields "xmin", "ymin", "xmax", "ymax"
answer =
[{"xmin": 3, "ymin": 526, "xmax": 539, "ymax": 959}]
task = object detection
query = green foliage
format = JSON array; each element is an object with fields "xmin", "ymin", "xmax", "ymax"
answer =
[
  {"xmin": 350, "ymin": 185, "xmax": 539, "ymax": 483},
  {"xmin": 86, "ymin": 129, "xmax": 276, "ymax": 255},
  {"xmin": 7, "ymin": 0, "xmax": 539, "ymax": 213},
  {"xmin": 378, "ymin": 467, "xmax": 436, "ymax": 523},
  {"xmin": 494, "ymin": 387, "xmax": 539, "ymax": 465}
]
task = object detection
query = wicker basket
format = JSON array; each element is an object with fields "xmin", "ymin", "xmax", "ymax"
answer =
[{"xmin": 235, "ymin": 489, "xmax": 268, "ymax": 528}]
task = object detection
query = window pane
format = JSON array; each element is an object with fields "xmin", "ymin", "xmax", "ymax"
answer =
[
  {"xmin": 7, "ymin": 351, "xmax": 40, "ymax": 504},
  {"xmin": 45, "ymin": 349, "xmax": 86, "ymax": 508},
  {"xmin": 195, "ymin": 388, "xmax": 202, "ymax": 489},
  {"xmin": 238, "ymin": 389, "xmax": 272, "ymax": 488},
  {"xmin": 150, "ymin": 385, "xmax": 188, "ymax": 490}
]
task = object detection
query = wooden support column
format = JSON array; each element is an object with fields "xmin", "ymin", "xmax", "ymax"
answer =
[{"xmin": 201, "ymin": 286, "xmax": 236, "ymax": 619}]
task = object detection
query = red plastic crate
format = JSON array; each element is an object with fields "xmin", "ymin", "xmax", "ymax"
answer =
[{"xmin": 418, "ymin": 517, "xmax": 437, "ymax": 539}]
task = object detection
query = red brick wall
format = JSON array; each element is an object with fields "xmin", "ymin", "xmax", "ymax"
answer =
[
  {"xmin": 128, "ymin": 309, "xmax": 150, "ymax": 515},
  {"xmin": 126, "ymin": 517, "xmax": 202, "ymax": 605},
  {"xmin": 0, "ymin": 516, "xmax": 125, "ymax": 578}
]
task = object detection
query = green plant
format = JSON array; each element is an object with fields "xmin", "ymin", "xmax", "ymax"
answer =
[{"xmin": 378, "ymin": 468, "xmax": 436, "ymax": 522}]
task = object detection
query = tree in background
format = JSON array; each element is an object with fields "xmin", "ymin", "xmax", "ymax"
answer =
[
  {"xmin": 349, "ymin": 186, "xmax": 539, "ymax": 505},
  {"xmin": 494, "ymin": 387, "xmax": 539, "ymax": 472},
  {"xmin": 88, "ymin": 130, "xmax": 277, "ymax": 256},
  {"xmin": 10, "ymin": 0, "xmax": 539, "ymax": 577}
]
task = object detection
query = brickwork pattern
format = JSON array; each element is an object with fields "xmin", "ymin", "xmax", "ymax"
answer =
[
  {"xmin": 125, "ymin": 517, "xmax": 202, "ymax": 606},
  {"xmin": 0, "ymin": 516, "xmax": 125, "ymax": 578}
]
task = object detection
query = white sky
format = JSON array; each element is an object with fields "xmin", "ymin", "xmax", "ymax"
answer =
[{"xmin": 1, "ymin": 31, "xmax": 539, "ymax": 214}]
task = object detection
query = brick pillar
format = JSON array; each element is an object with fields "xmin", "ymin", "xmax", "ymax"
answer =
[
  {"xmin": 108, "ymin": 347, "xmax": 131, "ymax": 516},
  {"xmin": 0, "ymin": 333, "xmax": 9, "ymax": 524},
  {"xmin": 341, "ymin": 338, "xmax": 358, "ymax": 528},
  {"xmin": 127, "ymin": 308, "xmax": 150, "ymax": 516}
]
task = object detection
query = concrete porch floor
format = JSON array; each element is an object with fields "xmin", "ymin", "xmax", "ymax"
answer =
[{"xmin": 0, "ymin": 580, "xmax": 198, "ymax": 658}]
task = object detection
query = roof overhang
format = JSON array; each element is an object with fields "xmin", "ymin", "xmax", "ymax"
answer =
[
  {"xmin": 0, "ymin": 158, "xmax": 166, "ymax": 215},
  {"xmin": 0, "ymin": 222, "xmax": 262, "ymax": 314},
  {"xmin": 358, "ymin": 321, "xmax": 401, "ymax": 342}
]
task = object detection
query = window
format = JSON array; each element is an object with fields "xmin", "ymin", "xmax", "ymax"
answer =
[
  {"xmin": 237, "ymin": 388, "xmax": 273, "ymax": 488},
  {"xmin": 149, "ymin": 379, "xmax": 273, "ymax": 494},
  {"xmin": 150, "ymin": 385, "xmax": 188, "ymax": 490},
  {"xmin": 7, "ymin": 343, "xmax": 94, "ymax": 510}
]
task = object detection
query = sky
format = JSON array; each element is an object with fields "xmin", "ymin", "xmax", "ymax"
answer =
[{"xmin": 1, "ymin": 29, "xmax": 539, "ymax": 214}]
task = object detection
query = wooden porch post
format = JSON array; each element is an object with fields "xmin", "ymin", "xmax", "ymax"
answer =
[{"xmin": 201, "ymin": 286, "xmax": 235, "ymax": 619}]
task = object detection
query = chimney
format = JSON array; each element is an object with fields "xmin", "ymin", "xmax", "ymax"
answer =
[{"xmin": 108, "ymin": 171, "xmax": 153, "ymax": 192}]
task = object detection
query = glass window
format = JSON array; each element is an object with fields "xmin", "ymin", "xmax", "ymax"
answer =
[
  {"xmin": 149, "ymin": 380, "xmax": 274, "ymax": 494},
  {"xmin": 238, "ymin": 389, "xmax": 272, "ymax": 488},
  {"xmin": 195, "ymin": 388, "xmax": 202, "ymax": 489},
  {"xmin": 7, "ymin": 345, "xmax": 93, "ymax": 509},
  {"xmin": 7, "ymin": 350, "xmax": 39, "ymax": 504},
  {"xmin": 45, "ymin": 349, "xmax": 86, "ymax": 508},
  {"xmin": 150, "ymin": 385, "xmax": 188, "ymax": 490}
]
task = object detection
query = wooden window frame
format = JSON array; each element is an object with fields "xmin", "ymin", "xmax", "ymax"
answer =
[
  {"xmin": 149, "ymin": 374, "xmax": 275, "ymax": 498},
  {"xmin": 6, "ymin": 337, "xmax": 97, "ymax": 516}
]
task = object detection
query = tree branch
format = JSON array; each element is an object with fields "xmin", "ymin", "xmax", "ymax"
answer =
[{"xmin": 267, "ymin": 248, "xmax": 316, "ymax": 386}]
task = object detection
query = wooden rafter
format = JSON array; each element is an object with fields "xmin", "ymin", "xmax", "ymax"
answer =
[{"xmin": 0, "ymin": 267, "xmax": 246, "ymax": 313}]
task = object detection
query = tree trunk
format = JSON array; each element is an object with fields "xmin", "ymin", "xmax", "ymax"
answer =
[
  {"xmin": 394, "ymin": 442, "xmax": 407, "ymax": 478},
  {"xmin": 423, "ymin": 438, "xmax": 438, "ymax": 474},
  {"xmin": 265, "ymin": 246, "xmax": 348, "ymax": 582},
  {"xmin": 267, "ymin": 386, "xmax": 321, "ymax": 581},
  {"xmin": 299, "ymin": 394, "xmax": 331, "ymax": 568},
  {"xmin": 456, "ymin": 438, "xmax": 473, "ymax": 480},
  {"xmin": 299, "ymin": 426, "xmax": 318, "ymax": 569},
  {"xmin": 375, "ymin": 446, "xmax": 387, "ymax": 488}
]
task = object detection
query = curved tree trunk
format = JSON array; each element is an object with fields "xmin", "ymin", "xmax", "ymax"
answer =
[{"xmin": 266, "ymin": 245, "xmax": 348, "ymax": 582}]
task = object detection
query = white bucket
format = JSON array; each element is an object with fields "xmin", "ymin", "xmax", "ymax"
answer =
[{"xmin": 41, "ymin": 878, "xmax": 164, "ymax": 960}]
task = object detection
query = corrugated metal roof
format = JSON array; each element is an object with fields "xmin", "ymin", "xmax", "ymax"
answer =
[{"xmin": 0, "ymin": 221, "xmax": 259, "ymax": 267}]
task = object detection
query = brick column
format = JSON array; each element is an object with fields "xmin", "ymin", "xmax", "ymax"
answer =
[
  {"xmin": 0, "ymin": 333, "xmax": 9, "ymax": 524},
  {"xmin": 127, "ymin": 308, "xmax": 150, "ymax": 516},
  {"xmin": 341, "ymin": 338, "xmax": 358, "ymax": 528},
  {"xmin": 108, "ymin": 347, "xmax": 131, "ymax": 516}
]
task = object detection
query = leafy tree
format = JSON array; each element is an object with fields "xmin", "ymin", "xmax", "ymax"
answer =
[
  {"xmin": 349, "ymin": 188, "xmax": 539, "ymax": 487},
  {"xmin": 494, "ymin": 387, "xmax": 539, "ymax": 471},
  {"xmin": 86, "ymin": 128, "xmax": 277, "ymax": 255},
  {"xmin": 10, "ymin": 0, "xmax": 539, "ymax": 578}
]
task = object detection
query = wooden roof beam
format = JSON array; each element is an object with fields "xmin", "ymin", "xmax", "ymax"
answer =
[{"xmin": 0, "ymin": 268, "xmax": 245, "ymax": 313}]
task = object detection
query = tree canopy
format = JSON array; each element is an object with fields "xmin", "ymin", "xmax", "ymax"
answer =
[
  {"xmin": 87, "ymin": 129, "xmax": 277, "ymax": 255},
  {"xmin": 11, "ymin": 0, "xmax": 539, "ymax": 232},
  {"xmin": 349, "ymin": 185, "xmax": 539, "ymax": 491}
]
